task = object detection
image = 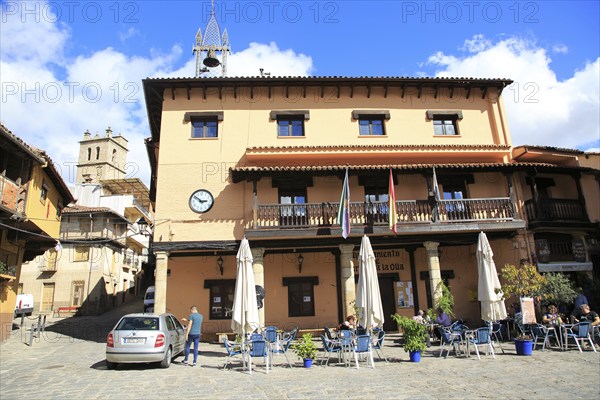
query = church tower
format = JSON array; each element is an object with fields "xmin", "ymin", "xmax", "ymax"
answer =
[{"xmin": 76, "ymin": 127, "xmax": 128, "ymax": 183}]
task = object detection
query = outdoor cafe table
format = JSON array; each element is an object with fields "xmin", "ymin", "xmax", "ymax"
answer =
[{"xmin": 560, "ymin": 323, "xmax": 575, "ymax": 351}]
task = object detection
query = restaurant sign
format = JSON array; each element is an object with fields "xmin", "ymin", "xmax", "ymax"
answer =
[
  {"xmin": 537, "ymin": 262, "xmax": 593, "ymax": 273},
  {"xmin": 353, "ymin": 249, "xmax": 404, "ymax": 274}
]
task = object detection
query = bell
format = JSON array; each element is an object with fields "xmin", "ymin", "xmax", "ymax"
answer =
[{"xmin": 203, "ymin": 48, "xmax": 220, "ymax": 68}]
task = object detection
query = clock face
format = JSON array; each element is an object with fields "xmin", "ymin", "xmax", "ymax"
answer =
[{"xmin": 189, "ymin": 189, "xmax": 214, "ymax": 213}]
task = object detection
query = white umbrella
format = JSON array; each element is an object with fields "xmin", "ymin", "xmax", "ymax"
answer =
[
  {"xmin": 477, "ymin": 231, "xmax": 507, "ymax": 322},
  {"xmin": 356, "ymin": 235, "xmax": 385, "ymax": 331},
  {"xmin": 231, "ymin": 238, "xmax": 259, "ymax": 336}
]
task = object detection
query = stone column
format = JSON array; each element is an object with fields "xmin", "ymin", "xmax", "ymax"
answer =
[
  {"xmin": 251, "ymin": 247, "xmax": 266, "ymax": 327},
  {"xmin": 339, "ymin": 244, "xmax": 356, "ymax": 318},
  {"xmin": 154, "ymin": 251, "xmax": 169, "ymax": 314},
  {"xmin": 423, "ymin": 241, "xmax": 442, "ymax": 307}
]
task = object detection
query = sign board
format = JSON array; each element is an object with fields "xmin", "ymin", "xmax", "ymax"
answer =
[
  {"xmin": 396, "ymin": 281, "xmax": 414, "ymax": 308},
  {"xmin": 353, "ymin": 249, "xmax": 404, "ymax": 275},
  {"xmin": 520, "ymin": 297, "xmax": 536, "ymax": 324},
  {"xmin": 535, "ymin": 239, "xmax": 551, "ymax": 263},
  {"xmin": 572, "ymin": 240, "xmax": 587, "ymax": 262}
]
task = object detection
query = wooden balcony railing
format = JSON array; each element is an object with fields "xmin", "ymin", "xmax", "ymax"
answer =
[
  {"xmin": 251, "ymin": 197, "xmax": 514, "ymax": 229},
  {"xmin": 524, "ymin": 198, "xmax": 588, "ymax": 223}
]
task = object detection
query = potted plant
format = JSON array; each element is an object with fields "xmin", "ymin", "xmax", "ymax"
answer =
[
  {"xmin": 500, "ymin": 263, "xmax": 547, "ymax": 356},
  {"xmin": 291, "ymin": 333, "xmax": 318, "ymax": 368},
  {"xmin": 392, "ymin": 314, "xmax": 428, "ymax": 362}
]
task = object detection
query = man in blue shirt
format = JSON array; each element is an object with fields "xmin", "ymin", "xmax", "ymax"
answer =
[{"xmin": 183, "ymin": 306, "xmax": 203, "ymax": 366}]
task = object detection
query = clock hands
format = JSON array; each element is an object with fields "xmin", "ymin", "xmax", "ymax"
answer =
[{"xmin": 194, "ymin": 195, "xmax": 207, "ymax": 203}]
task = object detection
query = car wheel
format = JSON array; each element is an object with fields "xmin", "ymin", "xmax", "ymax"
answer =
[
  {"xmin": 106, "ymin": 360, "xmax": 117, "ymax": 370},
  {"xmin": 160, "ymin": 347, "xmax": 172, "ymax": 368}
]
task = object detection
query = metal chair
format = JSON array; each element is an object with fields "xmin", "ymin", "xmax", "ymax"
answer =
[
  {"xmin": 438, "ymin": 326, "xmax": 462, "ymax": 357},
  {"xmin": 271, "ymin": 333, "xmax": 294, "ymax": 367},
  {"xmin": 564, "ymin": 322, "xmax": 597, "ymax": 353},
  {"xmin": 318, "ymin": 334, "xmax": 342, "ymax": 366},
  {"xmin": 371, "ymin": 329, "xmax": 388, "ymax": 362},
  {"xmin": 530, "ymin": 323, "xmax": 560, "ymax": 351},
  {"xmin": 467, "ymin": 327, "xmax": 495, "ymax": 360},
  {"xmin": 222, "ymin": 338, "xmax": 243, "ymax": 370},
  {"xmin": 489, "ymin": 321, "xmax": 505, "ymax": 353}
]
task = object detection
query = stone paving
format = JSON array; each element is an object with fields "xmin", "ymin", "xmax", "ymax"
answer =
[{"xmin": 1, "ymin": 300, "xmax": 599, "ymax": 400}]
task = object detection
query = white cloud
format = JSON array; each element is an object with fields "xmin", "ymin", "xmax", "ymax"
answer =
[
  {"xmin": 552, "ymin": 44, "xmax": 569, "ymax": 54},
  {"xmin": 0, "ymin": 3, "xmax": 314, "ymax": 189},
  {"xmin": 428, "ymin": 35, "xmax": 600, "ymax": 150}
]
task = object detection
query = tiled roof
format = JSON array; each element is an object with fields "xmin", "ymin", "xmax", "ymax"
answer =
[
  {"xmin": 0, "ymin": 123, "xmax": 45, "ymax": 163},
  {"xmin": 63, "ymin": 205, "xmax": 129, "ymax": 223},
  {"xmin": 513, "ymin": 145, "xmax": 584, "ymax": 154},
  {"xmin": 145, "ymin": 75, "xmax": 512, "ymax": 82},
  {"xmin": 247, "ymin": 144, "xmax": 511, "ymax": 152}
]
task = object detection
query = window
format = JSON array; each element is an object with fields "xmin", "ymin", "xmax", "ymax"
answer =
[
  {"xmin": 426, "ymin": 110, "xmax": 463, "ymax": 136},
  {"xmin": 358, "ymin": 117, "xmax": 385, "ymax": 136},
  {"xmin": 206, "ymin": 280, "xmax": 235, "ymax": 320},
  {"xmin": 277, "ymin": 117, "xmax": 304, "ymax": 137},
  {"xmin": 441, "ymin": 182, "xmax": 468, "ymax": 219},
  {"xmin": 191, "ymin": 119, "xmax": 218, "ymax": 138},
  {"xmin": 284, "ymin": 277, "xmax": 317, "ymax": 317},
  {"xmin": 87, "ymin": 148, "xmax": 91, "ymax": 161},
  {"xmin": 96, "ymin": 146, "xmax": 100, "ymax": 160},
  {"xmin": 40, "ymin": 182, "xmax": 48, "ymax": 203},
  {"xmin": 74, "ymin": 246, "xmax": 90, "ymax": 262},
  {"xmin": 56, "ymin": 200, "xmax": 63, "ymax": 219},
  {"xmin": 279, "ymin": 189, "xmax": 307, "ymax": 227},
  {"xmin": 112, "ymin": 149, "xmax": 117, "ymax": 163},
  {"xmin": 433, "ymin": 118, "xmax": 458, "ymax": 135}
]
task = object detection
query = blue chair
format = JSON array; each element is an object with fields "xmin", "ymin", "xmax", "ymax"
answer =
[
  {"xmin": 564, "ymin": 322, "xmax": 597, "ymax": 353},
  {"xmin": 318, "ymin": 334, "xmax": 342, "ymax": 366},
  {"xmin": 223, "ymin": 339, "xmax": 243, "ymax": 370},
  {"xmin": 371, "ymin": 329, "xmax": 388, "ymax": 362},
  {"xmin": 264, "ymin": 326, "xmax": 278, "ymax": 344},
  {"xmin": 271, "ymin": 333, "xmax": 294, "ymax": 367},
  {"xmin": 438, "ymin": 326, "xmax": 462, "ymax": 357},
  {"xmin": 247, "ymin": 337, "xmax": 269, "ymax": 374},
  {"xmin": 531, "ymin": 323, "xmax": 560, "ymax": 351},
  {"xmin": 467, "ymin": 327, "xmax": 495, "ymax": 359},
  {"xmin": 338, "ymin": 329, "xmax": 353, "ymax": 339},
  {"xmin": 354, "ymin": 334, "xmax": 374, "ymax": 369}
]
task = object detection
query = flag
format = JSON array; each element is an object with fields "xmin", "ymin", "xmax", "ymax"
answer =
[
  {"xmin": 388, "ymin": 169, "xmax": 397, "ymax": 234},
  {"xmin": 337, "ymin": 168, "xmax": 351, "ymax": 239},
  {"xmin": 432, "ymin": 166, "xmax": 441, "ymax": 201}
]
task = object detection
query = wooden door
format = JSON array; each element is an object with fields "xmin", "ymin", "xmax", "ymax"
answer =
[{"xmin": 41, "ymin": 283, "xmax": 55, "ymax": 311}]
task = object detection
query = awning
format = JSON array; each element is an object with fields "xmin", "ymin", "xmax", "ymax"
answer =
[{"xmin": 537, "ymin": 262, "xmax": 593, "ymax": 273}]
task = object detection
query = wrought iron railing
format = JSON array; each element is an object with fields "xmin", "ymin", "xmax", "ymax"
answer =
[{"xmin": 251, "ymin": 197, "xmax": 514, "ymax": 229}]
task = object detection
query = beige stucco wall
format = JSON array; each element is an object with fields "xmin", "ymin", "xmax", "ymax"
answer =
[{"xmin": 153, "ymin": 86, "xmax": 510, "ymax": 245}]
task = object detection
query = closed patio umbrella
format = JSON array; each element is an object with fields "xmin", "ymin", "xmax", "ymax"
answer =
[
  {"xmin": 356, "ymin": 235, "xmax": 384, "ymax": 331},
  {"xmin": 477, "ymin": 231, "xmax": 507, "ymax": 322},
  {"xmin": 231, "ymin": 238, "xmax": 259, "ymax": 335}
]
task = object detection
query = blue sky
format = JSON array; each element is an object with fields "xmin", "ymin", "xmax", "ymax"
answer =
[{"xmin": 1, "ymin": 1, "xmax": 599, "ymax": 186}]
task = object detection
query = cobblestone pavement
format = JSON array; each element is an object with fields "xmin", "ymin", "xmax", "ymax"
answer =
[{"xmin": 1, "ymin": 300, "xmax": 599, "ymax": 400}]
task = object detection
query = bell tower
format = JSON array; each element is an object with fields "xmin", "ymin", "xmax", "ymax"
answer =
[
  {"xmin": 192, "ymin": 0, "xmax": 231, "ymax": 77},
  {"xmin": 76, "ymin": 127, "xmax": 128, "ymax": 183}
]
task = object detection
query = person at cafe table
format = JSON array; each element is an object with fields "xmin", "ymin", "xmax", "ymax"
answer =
[
  {"xmin": 542, "ymin": 304, "xmax": 563, "ymax": 326},
  {"xmin": 435, "ymin": 307, "xmax": 452, "ymax": 327},
  {"xmin": 339, "ymin": 315, "xmax": 360, "ymax": 331},
  {"xmin": 571, "ymin": 304, "xmax": 600, "ymax": 326}
]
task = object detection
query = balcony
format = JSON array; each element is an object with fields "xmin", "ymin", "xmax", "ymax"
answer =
[
  {"xmin": 0, "ymin": 175, "xmax": 25, "ymax": 214},
  {"xmin": 524, "ymin": 198, "xmax": 589, "ymax": 224},
  {"xmin": 248, "ymin": 197, "xmax": 516, "ymax": 232}
]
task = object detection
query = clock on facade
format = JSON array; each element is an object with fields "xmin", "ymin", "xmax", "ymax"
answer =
[{"xmin": 189, "ymin": 189, "xmax": 214, "ymax": 213}]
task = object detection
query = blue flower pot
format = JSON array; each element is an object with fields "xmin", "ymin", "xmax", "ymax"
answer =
[
  {"xmin": 409, "ymin": 351, "xmax": 421, "ymax": 362},
  {"xmin": 303, "ymin": 358, "xmax": 313, "ymax": 368},
  {"xmin": 514, "ymin": 339, "xmax": 533, "ymax": 356}
]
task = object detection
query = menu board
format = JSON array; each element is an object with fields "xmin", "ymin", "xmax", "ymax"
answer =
[
  {"xmin": 520, "ymin": 297, "xmax": 536, "ymax": 324},
  {"xmin": 572, "ymin": 240, "xmax": 586, "ymax": 262},
  {"xmin": 396, "ymin": 281, "xmax": 414, "ymax": 308}
]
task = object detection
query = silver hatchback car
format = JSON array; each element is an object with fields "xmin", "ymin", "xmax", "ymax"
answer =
[{"xmin": 105, "ymin": 313, "xmax": 186, "ymax": 369}]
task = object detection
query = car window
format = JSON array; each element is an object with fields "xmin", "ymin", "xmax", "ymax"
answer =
[
  {"xmin": 145, "ymin": 291, "xmax": 154, "ymax": 300},
  {"xmin": 116, "ymin": 317, "xmax": 159, "ymax": 331},
  {"xmin": 165, "ymin": 316, "xmax": 175, "ymax": 331},
  {"xmin": 171, "ymin": 315, "xmax": 184, "ymax": 330}
]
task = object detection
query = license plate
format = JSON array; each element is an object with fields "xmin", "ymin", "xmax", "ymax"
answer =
[{"xmin": 123, "ymin": 337, "xmax": 146, "ymax": 344}]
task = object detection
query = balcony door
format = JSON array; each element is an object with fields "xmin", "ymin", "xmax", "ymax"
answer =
[
  {"xmin": 279, "ymin": 189, "xmax": 307, "ymax": 227},
  {"xmin": 364, "ymin": 187, "xmax": 389, "ymax": 225},
  {"xmin": 442, "ymin": 182, "xmax": 469, "ymax": 220}
]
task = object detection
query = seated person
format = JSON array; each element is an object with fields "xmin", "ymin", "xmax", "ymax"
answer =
[
  {"xmin": 542, "ymin": 304, "xmax": 563, "ymax": 326},
  {"xmin": 571, "ymin": 304, "xmax": 600, "ymax": 326},
  {"xmin": 412, "ymin": 310, "xmax": 425, "ymax": 323},
  {"xmin": 435, "ymin": 307, "xmax": 452, "ymax": 327},
  {"xmin": 339, "ymin": 315, "xmax": 364, "ymax": 332}
]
